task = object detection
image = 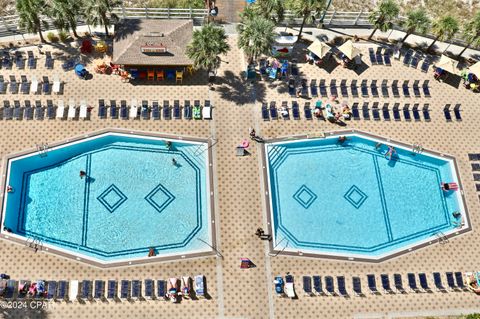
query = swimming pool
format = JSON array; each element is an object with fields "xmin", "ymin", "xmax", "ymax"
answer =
[
  {"xmin": 264, "ymin": 132, "xmax": 468, "ymax": 260},
  {"xmin": 1, "ymin": 131, "xmax": 214, "ymax": 266}
]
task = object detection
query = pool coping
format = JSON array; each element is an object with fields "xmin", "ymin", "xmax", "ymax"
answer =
[
  {"xmin": 260, "ymin": 129, "xmax": 471, "ymax": 263},
  {"xmin": 0, "ymin": 128, "xmax": 218, "ymax": 268}
]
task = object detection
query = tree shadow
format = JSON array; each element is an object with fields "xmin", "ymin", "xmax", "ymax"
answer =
[
  {"xmin": 113, "ymin": 19, "xmax": 142, "ymax": 42},
  {"xmin": 216, "ymin": 70, "xmax": 266, "ymax": 105}
]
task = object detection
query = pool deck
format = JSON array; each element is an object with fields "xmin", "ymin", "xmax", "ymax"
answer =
[{"xmin": 0, "ymin": 34, "xmax": 480, "ymax": 319}]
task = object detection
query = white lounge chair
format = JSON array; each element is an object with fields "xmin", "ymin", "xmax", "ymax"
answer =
[
  {"xmin": 285, "ymin": 274, "xmax": 295, "ymax": 298},
  {"xmin": 68, "ymin": 99, "xmax": 76, "ymax": 120},
  {"xmin": 30, "ymin": 75, "xmax": 38, "ymax": 94},
  {"xmin": 68, "ymin": 280, "xmax": 79, "ymax": 303},
  {"xmin": 130, "ymin": 98, "xmax": 138, "ymax": 119},
  {"xmin": 202, "ymin": 105, "xmax": 212, "ymax": 119},
  {"xmin": 56, "ymin": 99, "xmax": 65, "ymax": 119},
  {"xmin": 79, "ymin": 100, "xmax": 88, "ymax": 120},
  {"xmin": 52, "ymin": 75, "xmax": 61, "ymax": 94}
]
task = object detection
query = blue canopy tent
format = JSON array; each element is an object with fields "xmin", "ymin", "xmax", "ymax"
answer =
[{"xmin": 74, "ymin": 64, "xmax": 88, "ymax": 79}]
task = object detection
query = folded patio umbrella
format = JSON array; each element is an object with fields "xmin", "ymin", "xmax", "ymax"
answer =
[
  {"xmin": 307, "ymin": 40, "xmax": 331, "ymax": 59},
  {"xmin": 337, "ymin": 40, "xmax": 361, "ymax": 60},
  {"xmin": 468, "ymin": 61, "xmax": 480, "ymax": 78},
  {"xmin": 436, "ymin": 55, "xmax": 459, "ymax": 74}
]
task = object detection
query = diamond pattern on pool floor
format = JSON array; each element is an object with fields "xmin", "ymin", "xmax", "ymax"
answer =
[
  {"xmin": 293, "ymin": 185, "xmax": 317, "ymax": 209},
  {"xmin": 144, "ymin": 183, "xmax": 175, "ymax": 214},
  {"xmin": 97, "ymin": 184, "xmax": 128, "ymax": 213},
  {"xmin": 344, "ymin": 185, "xmax": 368, "ymax": 209}
]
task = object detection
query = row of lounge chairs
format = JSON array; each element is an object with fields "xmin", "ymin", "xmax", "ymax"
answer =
[
  {"xmin": 467, "ymin": 154, "xmax": 480, "ymax": 194},
  {"xmin": 1, "ymin": 50, "xmax": 53, "ymax": 70},
  {"xmin": 402, "ymin": 49, "xmax": 433, "ymax": 73},
  {"xmin": 97, "ymin": 99, "xmax": 212, "ymax": 120},
  {"xmin": 0, "ymin": 99, "xmax": 88, "ymax": 120},
  {"xmin": 0, "ymin": 276, "xmax": 207, "ymax": 302},
  {"xmin": 292, "ymin": 79, "xmax": 431, "ymax": 99},
  {"xmin": 444, "ymin": 104, "xmax": 462, "ymax": 121},
  {"xmin": 368, "ymin": 47, "xmax": 392, "ymax": 66},
  {"xmin": 298, "ymin": 272, "xmax": 469, "ymax": 297},
  {"xmin": 0, "ymin": 75, "xmax": 62, "ymax": 95}
]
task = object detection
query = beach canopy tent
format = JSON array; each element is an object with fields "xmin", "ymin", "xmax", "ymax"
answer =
[
  {"xmin": 436, "ymin": 55, "xmax": 459, "ymax": 74},
  {"xmin": 307, "ymin": 40, "xmax": 331, "ymax": 59},
  {"xmin": 337, "ymin": 40, "xmax": 361, "ymax": 60}
]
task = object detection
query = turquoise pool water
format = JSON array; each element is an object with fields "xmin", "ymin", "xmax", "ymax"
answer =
[
  {"xmin": 3, "ymin": 134, "xmax": 211, "ymax": 261},
  {"xmin": 266, "ymin": 134, "xmax": 464, "ymax": 258}
]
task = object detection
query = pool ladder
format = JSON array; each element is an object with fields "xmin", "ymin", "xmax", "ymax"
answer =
[
  {"xmin": 412, "ymin": 143, "xmax": 423, "ymax": 155},
  {"xmin": 193, "ymin": 137, "xmax": 218, "ymax": 156},
  {"xmin": 435, "ymin": 232, "xmax": 449, "ymax": 245},
  {"xmin": 36, "ymin": 143, "xmax": 49, "ymax": 157},
  {"xmin": 25, "ymin": 237, "xmax": 44, "ymax": 252}
]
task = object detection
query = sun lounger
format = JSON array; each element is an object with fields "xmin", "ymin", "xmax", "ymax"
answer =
[
  {"xmin": 259, "ymin": 58, "xmax": 267, "ymax": 75},
  {"xmin": 15, "ymin": 51, "xmax": 25, "ymax": 69},
  {"xmin": 454, "ymin": 272, "xmax": 468, "ymax": 291},
  {"xmin": 203, "ymin": 100, "xmax": 212, "ymax": 119},
  {"xmin": 403, "ymin": 49, "xmax": 413, "ymax": 66},
  {"xmin": 28, "ymin": 75, "xmax": 39, "ymax": 94},
  {"xmin": 444, "ymin": 104, "xmax": 452, "ymax": 121},
  {"xmin": 352, "ymin": 102, "xmax": 360, "ymax": 120},
  {"xmin": 68, "ymin": 99, "xmax": 76, "ymax": 120},
  {"xmin": 35, "ymin": 100, "xmax": 43, "ymax": 120},
  {"xmin": 410, "ymin": 51, "xmax": 421, "ymax": 68},
  {"xmin": 94, "ymin": 280, "xmax": 105, "ymax": 300},
  {"xmin": 68, "ymin": 280, "xmax": 79, "ymax": 302},
  {"xmin": 422, "ymin": 80, "xmax": 431, "ymax": 97},
  {"xmin": 375, "ymin": 47, "xmax": 384, "ymax": 64},
  {"xmin": 193, "ymin": 100, "xmax": 201, "ymax": 119},
  {"xmin": 131, "ymin": 280, "xmax": 141, "ymax": 300},
  {"xmin": 337, "ymin": 276, "xmax": 348, "ymax": 297},
  {"xmin": 367, "ymin": 275, "xmax": 378, "ymax": 294},
  {"xmin": 325, "ymin": 276, "xmax": 335, "ymax": 296},
  {"xmin": 372, "ymin": 102, "xmax": 380, "ymax": 120},
  {"xmin": 380, "ymin": 79, "xmax": 388, "ymax": 97},
  {"xmin": 157, "ymin": 280, "xmax": 167, "ymax": 300},
  {"xmin": 269, "ymin": 101, "xmax": 278, "ymax": 119},
  {"xmin": 46, "ymin": 281, "xmax": 57, "ymax": 300},
  {"xmin": 432, "ymin": 272, "xmax": 446, "ymax": 292},
  {"xmin": 285, "ymin": 274, "xmax": 295, "ymax": 298},
  {"xmin": 384, "ymin": 49, "xmax": 392, "ymax": 66},
  {"xmin": 129, "ymin": 99, "xmax": 138, "ymax": 119},
  {"xmin": 319, "ymin": 79, "xmax": 327, "ymax": 97},
  {"xmin": 274, "ymin": 277, "xmax": 285, "ymax": 297},
  {"xmin": 183, "ymin": 100, "xmax": 191, "ymax": 119},
  {"xmin": 380, "ymin": 103, "xmax": 390, "ymax": 120},
  {"xmin": 329, "ymin": 79, "xmax": 337, "ymax": 97},
  {"xmin": 54, "ymin": 99, "xmax": 64, "ymax": 119},
  {"xmin": 304, "ymin": 102, "xmax": 312, "ymax": 120},
  {"xmin": 369, "ymin": 48, "xmax": 377, "ymax": 65},
  {"xmin": 9, "ymin": 75, "xmax": 18, "ymax": 94},
  {"xmin": 55, "ymin": 280, "xmax": 67, "ymax": 301},
  {"xmin": 446, "ymin": 272, "xmax": 458, "ymax": 291},
  {"xmin": 402, "ymin": 80, "xmax": 410, "ymax": 97},
  {"xmin": 4, "ymin": 280, "xmax": 16, "ymax": 299},
  {"xmin": 261, "ymin": 102, "xmax": 269, "ymax": 120},
  {"xmin": 412, "ymin": 80, "xmax": 421, "ymax": 97},
  {"xmin": 17, "ymin": 280, "xmax": 30, "ymax": 299},
  {"xmin": 313, "ymin": 276, "xmax": 323, "ymax": 295},
  {"xmin": 12, "ymin": 100, "xmax": 21, "ymax": 120},
  {"xmin": 389, "ymin": 103, "xmax": 399, "ymax": 121},
  {"xmin": 291, "ymin": 58, "xmax": 298, "ymax": 76},
  {"xmin": 120, "ymin": 100, "xmax": 128, "ymax": 119},
  {"xmin": 352, "ymin": 277, "xmax": 362, "ymax": 296},
  {"xmin": 418, "ymin": 273, "xmax": 431, "ymax": 292},
  {"xmin": 24, "ymin": 101, "xmax": 33, "ymax": 120},
  {"xmin": 173, "ymin": 100, "xmax": 181, "ymax": 119},
  {"xmin": 393, "ymin": 274, "xmax": 405, "ymax": 293},
  {"xmin": 98, "ymin": 99, "xmax": 106, "ymax": 119},
  {"xmin": 81, "ymin": 280, "xmax": 92, "ymax": 301},
  {"xmin": 45, "ymin": 51, "xmax": 54, "ymax": 69},
  {"xmin": 361, "ymin": 79, "xmax": 368, "ymax": 97},
  {"xmin": 472, "ymin": 163, "xmax": 480, "ymax": 171},
  {"xmin": 407, "ymin": 273, "xmax": 420, "ymax": 293},
  {"xmin": 411, "ymin": 103, "xmax": 420, "ymax": 121},
  {"xmin": 79, "ymin": 100, "xmax": 88, "ymax": 120},
  {"xmin": 303, "ymin": 276, "xmax": 313, "ymax": 296},
  {"xmin": 62, "ymin": 59, "xmax": 76, "ymax": 71},
  {"xmin": 310, "ymin": 79, "xmax": 318, "ymax": 97},
  {"xmin": 144, "ymin": 279, "xmax": 154, "ymax": 300},
  {"xmin": 27, "ymin": 51, "xmax": 36, "ymax": 69},
  {"xmin": 3, "ymin": 101, "xmax": 12, "ymax": 120},
  {"xmin": 468, "ymin": 154, "xmax": 480, "ymax": 161},
  {"xmin": 106, "ymin": 100, "xmax": 116, "ymax": 119},
  {"xmin": 362, "ymin": 102, "xmax": 370, "ymax": 120},
  {"xmin": 2, "ymin": 53, "xmax": 12, "ymax": 69},
  {"xmin": 42, "ymin": 76, "xmax": 50, "ymax": 94},
  {"xmin": 106, "ymin": 280, "xmax": 117, "ymax": 301},
  {"xmin": 454, "ymin": 104, "xmax": 461, "ymax": 120},
  {"xmin": 403, "ymin": 104, "xmax": 411, "ymax": 121},
  {"xmin": 350, "ymin": 79, "xmax": 358, "ymax": 97},
  {"xmin": 292, "ymin": 101, "xmax": 300, "ymax": 120},
  {"xmin": 391, "ymin": 80, "xmax": 400, "ymax": 98},
  {"xmin": 20, "ymin": 75, "xmax": 29, "ymax": 94},
  {"xmin": 161, "ymin": 100, "xmax": 170, "ymax": 119},
  {"xmin": 381, "ymin": 274, "xmax": 394, "ymax": 294},
  {"xmin": 139, "ymin": 100, "xmax": 148, "ymax": 120},
  {"xmin": 0, "ymin": 75, "xmax": 6, "ymax": 94},
  {"xmin": 339, "ymin": 79, "xmax": 348, "ymax": 97},
  {"xmin": 45, "ymin": 99, "xmax": 54, "ymax": 119},
  {"xmin": 120, "ymin": 280, "xmax": 130, "ymax": 301},
  {"xmin": 288, "ymin": 77, "xmax": 296, "ymax": 97},
  {"xmin": 52, "ymin": 75, "xmax": 61, "ymax": 94},
  {"xmin": 370, "ymin": 80, "xmax": 379, "ymax": 97}
]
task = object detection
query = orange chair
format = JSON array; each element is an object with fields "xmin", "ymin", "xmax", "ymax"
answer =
[
  {"xmin": 147, "ymin": 70, "xmax": 155, "ymax": 81},
  {"xmin": 176, "ymin": 70, "xmax": 183, "ymax": 84},
  {"xmin": 156, "ymin": 70, "xmax": 164, "ymax": 81}
]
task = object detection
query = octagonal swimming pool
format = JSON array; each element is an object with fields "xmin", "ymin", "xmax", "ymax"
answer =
[
  {"xmin": 265, "ymin": 132, "xmax": 468, "ymax": 260},
  {"xmin": 1, "ymin": 132, "xmax": 214, "ymax": 265}
]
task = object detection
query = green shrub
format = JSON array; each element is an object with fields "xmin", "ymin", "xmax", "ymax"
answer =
[
  {"xmin": 58, "ymin": 30, "xmax": 69, "ymax": 43},
  {"xmin": 466, "ymin": 314, "xmax": 480, "ymax": 319},
  {"xmin": 47, "ymin": 32, "xmax": 59, "ymax": 43}
]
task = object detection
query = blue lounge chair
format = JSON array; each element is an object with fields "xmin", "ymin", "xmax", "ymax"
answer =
[
  {"xmin": 454, "ymin": 104, "xmax": 461, "ymax": 121},
  {"xmin": 408, "ymin": 273, "xmax": 420, "ymax": 293},
  {"xmin": 304, "ymin": 102, "xmax": 312, "ymax": 120},
  {"xmin": 392, "ymin": 103, "xmax": 400, "ymax": 120},
  {"xmin": 2, "ymin": 53, "xmax": 12, "ymax": 69},
  {"xmin": 299, "ymin": 79, "xmax": 307, "ymax": 97},
  {"xmin": 259, "ymin": 58, "xmax": 267, "ymax": 75},
  {"xmin": 157, "ymin": 280, "xmax": 167, "ymax": 300},
  {"xmin": 412, "ymin": 103, "xmax": 420, "ymax": 121},
  {"xmin": 446, "ymin": 272, "xmax": 458, "ymax": 291},
  {"xmin": 57, "ymin": 280, "xmax": 68, "ymax": 301},
  {"xmin": 310, "ymin": 79, "xmax": 318, "ymax": 97},
  {"xmin": 13, "ymin": 100, "xmax": 21, "ymax": 120},
  {"xmin": 329, "ymin": 79, "xmax": 337, "ymax": 97},
  {"xmin": 292, "ymin": 101, "xmax": 300, "ymax": 120},
  {"xmin": 274, "ymin": 276, "xmax": 285, "ymax": 296},
  {"xmin": 455, "ymin": 272, "xmax": 467, "ymax": 291},
  {"xmin": 375, "ymin": 47, "xmax": 383, "ymax": 64},
  {"xmin": 42, "ymin": 76, "xmax": 50, "ymax": 94},
  {"xmin": 62, "ymin": 59, "xmax": 76, "ymax": 71},
  {"xmin": 381, "ymin": 80, "xmax": 389, "ymax": 97},
  {"xmin": 313, "ymin": 276, "xmax": 323, "ymax": 295},
  {"xmin": 303, "ymin": 276, "xmax": 313, "ymax": 296},
  {"xmin": 391, "ymin": 80, "xmax": 400, "ymax": 98},
  {"xmin": 382, "ymin": 103, "xmax": 390, "ymax": 120},
  {"xmin": 9, "ymin": 75, "xmax": 18, "ymax": 94},
  {"xmin": 403, "ymin": 104, "xmax": 411, "ymax": 121},
  {"xmin": 412, "ymin": 80, "xmax": 421, "ymax": 97},
  {"xmin": 163, "ymin": 100, "xmax": 171, "ymax": 119},
  {"xmin": 120, "ymin": 280, "xmax": 129, "ymax": 300},
  {"xmin": 394, "ymin": 274, "xmax": 405, "ymax": 293},
  {"xmin": 150, "ymin": 101, "xmax": 159, "ymax": 120},
  {"xmin": 281, "ymin": 101, "xmax": 289, "ymax": 119},
  {"xmin": 362, "ymin": 102, "xmax": 370, "ymax": 120},
  {"xmin": 340, "ymin": 79, "xmax": 348, "ymax": 97},
  {"xmin": 261, "ymin": 102, "xmax": 269, "ymax": 121},
  {"xmin": 27, "ymin": 51, "xmax": 36, "ymax": 69},
  {"xmin": 15, "ymin": 52, "xmax": 25, "ymax": 69},
  {"xmin": 173, "ymin": 100, "xmax": 181, "ymax": 119},
  {"xmin": 46, "ymin": 281, "xmax": 57, "ymax": 300},
  {"xmin": 369, "ymin": 48, "xmax": 377, "ymax": 65},
  {"xmin": 291, "ymin": 58, "xmax": 299, "ymax": 76},
  {"xmin": 352, "ymin": 277, "xmax": 362, "ymax": 296},
  {"xmin": 381, "ymin": 274, "xmax": 394, "ymax": 294},
  {"xmin": 402, "ymin": 80, "xmax": 410, "ymax": 97},
  {"xmin": 371, "ymin": 80, "xmax": 379, "ymax": 97},
  {"xmin": 94, "ymin": 280, "xmax": 105, "ymax": 300},
  {"xmin": 410, "ymin": 51, "xmax": 421, "ymax": 68},
  {"xmin": 131, "ymin": 280, "xmax": 141, "ymax": 300},
  {"xmin": 20, "ymin": 75, "xmax": 29, "ymax": 94},
  {"xmin": 45, "ymin": 51, "xmax": 53, "ymax": 69},
  {"xmin": 288, "ymin": 77, "xmax": 296, "ymax": 97},
  {"xmin": 403, "ymin": 49, "xmax": 413, "ymax": 66},
  {"xmin": 120, "ymin": 100, "xmax": 128, "ymax": 120},
  {"xmin": 352, "ymin": 103, "xmax": 360, "ymax": 120},
  {"xmin": 24, "ymin": 101, "xmax": 33, "ymax": 120},
  {"xmin": 361, "ymin": 80, "xmax": 368, "ymax": 97},
  {"xmin": 350, "ymin": 79, "xmax": 358, "ymax": 98},
  {"xmin": 0, "ymin": 75, "xmax": 6, "ymax": 94},
  {"xmin": 183, "ymin": 100, "xmax": 191, "ymax": 120},
  {"xmin": 325, "ymin": 276, "xmax": 335, "ymax": 296},
  {"xmin": 444, "ymin": 104, "xmax": 452, "ymax": 121},
  {"xmin": 35, "ymin": 100, "xmax": 43, "ymax": 120},
  {"xmin": 144, "ymin": 279, "xmax": 154, "ymax": 299},
  {"xmin": 269, "ymin": 101, "xmax": 278, "ymax": 119},
  {"xmin": 46, "ymin": 100, "xmax": 54, "ymax": 119},
  {"xmin": 82, "ymin": 280, "xmax": 92, "ymax": 301},
  {"xmin": 109, "ymin": 100, "xmax": 118, "ymax": 119},
  {"xmin": 141, "ymin": 100, "xmax": 149, "ymax": 120},
  {"xmin": 418, "ymin": 273, "xmax": 430, "ymax": 292},
  {"xmin": 337, "ymin": 276, "xmax": 348, "ymax": 297},
  {"xmin": 367, "ymin": 275, "xmax": 378, "ymax": 294},
  {"xmin": 372, "ymin": 102, "xmax": 380, "ymax": 120},
  {"xmin": 319, "ymin": 79, "xmax": 327, "ymax": 97},
  {"xmin": 3, "ymin": 105, "xmax": 12, "ymax": 120},
  {"xmin": 384, "ymin": 49, "xmax": 392, "ymax": 66},
  {"xmin": 107, "ymin": 280, "xmax": 117, "ymax": 300},
  {"xmin": 3, "ymin": 280, "xmax": 15, "ymax": 299},
  {"xmin": 422, "ymin": 80, "xmax": 431, "ymax": 97},
  {"xmin": 433, "ymin": 272, "xmax": 446, "ymax": 292},
  {"xmin": 98, "ymin": 99, "xmax": 106, "ymax": 119}
]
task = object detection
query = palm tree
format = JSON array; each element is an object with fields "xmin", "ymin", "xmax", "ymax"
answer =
[
  {"xmin": 253, "ymin": 0, "xmax": 285, "ymax": 24},
  {"xmin": 288, "ymin": 0, "xmax": 327, "ymax": 40},
  {"xmin": 427, "ymin": 15, "xmax": 459, "ymax": 53},
  {"xmin": 83, "ymin": 0, "xmax": 121, "ymax": 37},
  {"xmin": 368, "ymin": 0, "xmax": 400, "ymax": 40},
  {"xmin": 400, "ymin": 8, "xmax": 430, "ymax": 43},
  {"xmin": 48, "ymin": 0, "xmax": 82, "ymax": 38},
  {"xmin": 458, "ymin": 11, "xmax": 480, "ymax": 58},
  {"xmin": 186, "ymin": 23, "xmax": 230, "ymax": 73},
  {"xmin": 17, "ymin": 0, "xmax": 48, "ymax": 42},
  {"xmin": 237, "ymin": 14, "xmax": 276, "ymax": 62}
]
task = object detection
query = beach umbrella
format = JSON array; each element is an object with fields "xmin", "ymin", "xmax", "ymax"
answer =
[
  {"xmin": 468, "ymin": 61, "xmax": 480, "ymax": 78},
  {"xmin": 307, "ymin": 40, "xmax": 331, "ymax": 59},
  {"xmin": 436, "ymin": 55, "xmax": 459, "ymax": 74},
  {"xmin": 337, "ymin": 40, "xmax": 361, "ymax": 60}
]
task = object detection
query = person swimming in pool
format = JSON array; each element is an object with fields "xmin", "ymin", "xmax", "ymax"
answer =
[
  {"xmin": 79, "ymin": 171, "xmax": 87, "ymax": 179},
  {"xmin": 385, "ymin": 146, "xmax": 396, "ymax": 160}
]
